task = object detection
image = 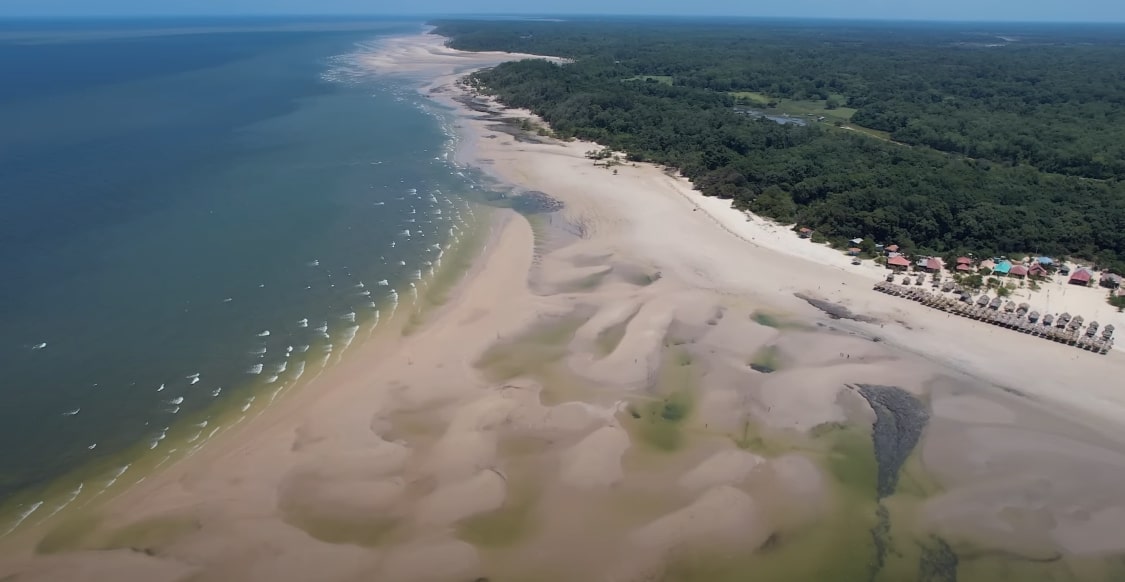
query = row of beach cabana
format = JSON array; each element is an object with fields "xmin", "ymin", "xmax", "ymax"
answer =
[{"xmin": 873, "ymin": 277, "xmax": 1115, "ymax": 355}]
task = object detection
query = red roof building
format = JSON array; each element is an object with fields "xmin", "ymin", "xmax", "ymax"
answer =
[
  {"xmin": 956, "ymin": 263, "xmax": 972, "ymax": 271},
  {"xmin": 885, "ymin": 244, "xmax": 900, "ymax": 253},
  {"xmin": 1069, "ymin": 269, "xmax": 1093, "ymax": 286},
  {"xmin": 1009, "ymin": 265, "xmax": 1029, "ymax": 278},
  {"xmin": 887, "ymin": 255, "xmax": 911, "ymax": 269},
  {"xmin": 956, "ymin": 257, "xmax": 972, "ymax": 265},
  {"xmin": 1028, "ymin": 263, "xmax": 1049, "ymax": 278},
  {"xmin": 925, "ymin": 257, "xmax": 944, "ymax": 272}
]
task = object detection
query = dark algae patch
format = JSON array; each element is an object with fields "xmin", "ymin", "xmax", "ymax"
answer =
[{"xmin": 855, "ymin": 384, "xmax": 931, "ymax": 499}]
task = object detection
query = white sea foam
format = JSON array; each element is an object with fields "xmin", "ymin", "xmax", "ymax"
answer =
[
  {"xmin": 4, "ymin": 501, "xmax": 44, "ymax": 536},
  {"xmin": 299, "ymin": 344, "xmax": 310, "ymax": 353},
  {"xmin": 195, "ymin": 420, "xmax": 209, "ymax": 428},
  {"xmin": 156, "ymin": 383, "xmax": 165, "ymax": 392},
  {"xmin": 401, "ymin": 229, "xmax": 411, "ymax": 237},
  {"xmin": 399, "ymin": 260, "xmax": 407, "ymax": 266},
  {"xmin": 250, "ymin": 347, "xmax": 267, "ymax": 356},
  {"xmin": 187, "ymin": 431, "xmax": 202, "ymax": 443},
  {"xmin": 297, "ymin": 318, "xmax": 308, "ymax": 328},
  {"xmin": 339, "ymin": 325, "xmax": 359, "ymax": 353},
  {"xmin": 308, "ymin": 259, "xmax": 320, "ymax": 267},
  {"xmin": 149, "ymin": 427, "xmax": 167, "ymax": 449},
  {"xmin": 241, "ymin": 397, "xmax": 255, "ymax": 412},
  {"xmin": 292, "ymin": 360, "xmax": 306, "ymax": 382},
  {"xmin": 377, "ymin": 279, "xmax": 389, "ymax": 286},
  {"xmin": 43, "ymin": 482, "xmax": 85, "ymax": 520},
  {"xmin": 169, "ymin": 396, "xmax": 184, "ymax": 405},
  {"xmin": 212, "ymin": 387, "xmax": 222, "ymax": 397},
  {"xmin": 223, "ymin": 297, "xmax": 233, "ymax": 303},
  {"xmin": 247, "ymin": 363, "xmax": 263, "ymax": 375},
  {"xmin": 166, "ymin": 406, "xmax": 180, "ymax": 414},
  {"xmin": 31, "ymin": 342, "xmax": 47, "ymax": 350},
  {"xmin": 314, "ymin": 323, "xmax": 328, "ymax": 334},
  {"xmin": 276, "ymin": 361, "xmax": 288, "ymax": 374},
  {"xmin": 324, "ymin": 343, "xmax": 334, "ymax": 352},
  {"xmin": 412, "ymin": 270, "xmax": 422, "ymax": 280},
  {"xmin": 257, "ymin": 330, "xmax": 270, "ymax": 337},
  {"xmin": 367, "ymin": 301, "xmax": 377, "ymax": 309},
  {"xmin": 62, "ymin": 408, "xmax": 80, "ymax": 417},
  {"xmin": 342, "ymin": 311, "xmax": 356, "ymax": 323},
  {"xmin": 356, "ymin": 281, "xmax": 365, "ymax": 288},
  {"xmin": 87, "ymin": 443, "xmax": 97, "ymax": 450},
  {"xmin": 265, "ymin": 375, "xmax": 279, "ymax": 384},
  {"xmin": 360, "ymin": 290, "xmax": 371, "ymax": 296}
]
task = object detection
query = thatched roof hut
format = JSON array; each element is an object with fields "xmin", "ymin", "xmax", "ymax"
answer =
[
  {"xmin": 1087, "ymin": 321, "xmax": 1100, "ymax": 337},
  {"xmin": 989, "ymin": 297, "xmax": 1003, "ymax": 310},
  {"xmin": 1028, "ymin": 311, "xmax": 1040, "ymax": 322},
  {"xmin": 1017, "ymin": 302, "xmax": 1030, "ymax": 314},
  {"xmin": 1104, "ymin": 324, "xmax": 1116, "ymax": 340},
  {"xmin": 1003, "ymin": 301, "xmax": 1016, "ymax": 312},
  {"xmin": 960, "ymin": 292, "xmax": 972, "ymax": 302},
  {"xmin": 1043, "ymin": 313, "xmax": 1055, "ymax": 326},
  {"xmin": 976, "ymin": 295, "xmax": 990, "ymax": 307}
]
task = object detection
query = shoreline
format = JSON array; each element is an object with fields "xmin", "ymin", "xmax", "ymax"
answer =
[{"xmin": 6, "ymin": 29, "xmax": 1125, "ymax": 581}]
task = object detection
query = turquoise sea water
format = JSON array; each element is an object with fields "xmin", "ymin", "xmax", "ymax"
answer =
[{"xmin": 0, "ymin": 18, "xmax": 489, "ymax": 531}]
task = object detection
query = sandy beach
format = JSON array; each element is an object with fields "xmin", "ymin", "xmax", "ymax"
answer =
[{"xmin": 5, "ymin": 30, "xmax": 1125, "ymax": 581}]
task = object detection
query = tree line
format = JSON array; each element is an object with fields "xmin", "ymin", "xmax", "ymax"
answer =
[{"xmin": 431, "ymin": 19, "xmax": 1125, "ymax": 272}]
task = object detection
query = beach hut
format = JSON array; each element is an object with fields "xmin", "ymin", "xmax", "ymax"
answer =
[
  {"xmin": 1009, "ymin": 265, "xmax": 1029, "ymax": 279},
  {"xmin": 1037, "ymin": 256, "xmax": 1054, "ymax": 266},
  {"xmin": 976, "ymin": 295, "xmax": 990, "ymax": 307},
  {"xmin": 1017, "ymin": 302, "xmax": 1030, "ymax": 314},
  {"xmin": 1028, "ymin": 310, "xmax": 1040, "ymax": 323},
  {"xmin": 1104, "ymin": 324, "xmax": 1116, "ymax": 340},
  {"xmin": 993, "ymin": 260, "xmax": 1013, "ymax": 276},
  {"xmin": 1101, "ymin": 273, "xmax": 1122, "ymax": 289},
  {"xmin": 955, "ymin": 263, "xmax": 973, "ymax": 272},
  {"xmin": 798, "ymin": 227, "xmax": 813, "ymax": 239},
  {"xmin": 1057, "ymin": 312, "xmax": 1072, "ymax": 328},
  {"xmin": 1087, "ymin": 321, "xmax": 1100, "ymax": 337},
  {"xmin": 1043, "ymin": 313, "xmax": 1055, "ymax": 326},
  {"xmin": 925, "ymin": 257, "xmax": 944, "ymax": 273},
  {"xmin": 1004, "ymin": 301, "xmax": 1016, "ymax": 312},
  {"xmin": 885, "ymin": 244, "xmax": 900, "ymax": 254},
  {"xmin": 887, "ymin": 255, "xmax": 911, "ymax": 271},
  {"xmin": 980, "ymin": 259, "xmax": 996, "ymax": 272},
  {"xmin": 1028, "ymin": 263, "xmax": 1049, "ymax": 278},
  {"xmin": 850, "ymin": 238, "xmax": 864, "ymax": 246},
  {"xmin": 1069, "ymin": 269, "xmax": 1093, "ymax": 286},
  {"xmin": 956, "ymin": 257, "xmax": 972, "ymax": 266},
  {"xmin": 1060, "ymin": 264, "xmax": 1071, "ymax": 276},
  {"xmin": 989, "ymin": 297, "xmax": 1003, "ymax": 310}
]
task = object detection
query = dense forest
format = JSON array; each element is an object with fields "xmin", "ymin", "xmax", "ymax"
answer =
[{"xmin": 431, "ymin": 19, "xmax": 1125, "ymax": 271}]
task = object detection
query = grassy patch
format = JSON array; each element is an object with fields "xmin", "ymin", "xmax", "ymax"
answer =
[
  {"xmin": 749, "ymin": 344, "xmax": 782, "ymax": 373},
  {"xmin": 595, "ymin": 310, "xmax": 639, "ymax": 357},
  {"xmin": 35, "ymin": 513, "xmax": 102, "ymax": 554},
  {"xmin": 457, "ymin": 474, "xmax": 538, "ymax": 547},
  {"xmin": 100, "ymin": 516, "xmax": 200, "ymax": 552},
  {"xmin": 475, "ymin": 313, "xmax": 590, "ymax": 382},
  {"xmin": 731, "ymin": 419, "xmax": 788, "ymax": 456},
  {"xmin": 282, "ymin": 512, "xmax": 401, "ymax": 547},
  {"xmin": 626, "ymin": 347, "xmax": 697, "ymax": 452},
  {"xmin": 751, "ymin": 310, "xmax": 784, "ymax": 328}
]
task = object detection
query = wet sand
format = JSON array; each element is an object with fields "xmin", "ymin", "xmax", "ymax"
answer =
[{"xmin": 4, "ymin": 31, "xmax": 1125, "ymax": 582}]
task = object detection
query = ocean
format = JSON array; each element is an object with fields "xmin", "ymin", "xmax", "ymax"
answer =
[{"xmin": 0, "ymin": 18, "xmax": 489, "ymax": 532}]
